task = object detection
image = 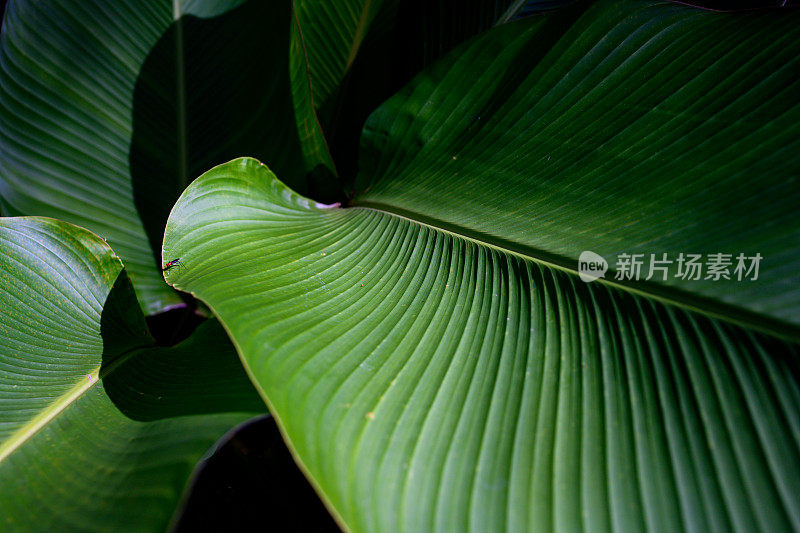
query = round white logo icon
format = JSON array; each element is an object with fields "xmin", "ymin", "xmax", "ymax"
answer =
[{"xmin": 578, "ymin": 251, "xmax": 608, "ymax": 282}]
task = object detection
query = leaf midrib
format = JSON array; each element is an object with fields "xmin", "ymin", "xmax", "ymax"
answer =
[
  {"xmin": 0, "ymin": 343, "xmax": 151, "ymax": 463},
  {"xmin": 351, "ymin": 201, "xmax": 800, "ymax": 343},
  {"xmin": 0, "ymin": 369, "xmax": 100, "ymax": 463}
]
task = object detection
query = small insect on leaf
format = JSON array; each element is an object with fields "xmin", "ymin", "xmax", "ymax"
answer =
[{"xmin": 162, "ymin": 258, "xmax": 182, "ymax": 272}]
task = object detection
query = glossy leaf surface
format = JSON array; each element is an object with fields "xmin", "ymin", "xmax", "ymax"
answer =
[{"xmin": 164, "ymin": 159, "xmax": 800, "ymax": 532}]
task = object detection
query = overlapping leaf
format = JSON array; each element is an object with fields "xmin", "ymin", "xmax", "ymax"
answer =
[
  {"xmin": 322, "ymin": 0, "xmax": 580, "ymax": 186},
  {"xmin": 0, "ymin": 217, "xmax": 264, "ymax": 531},
  {"xmin": 0, "ymin": 0, "xmax": 311, "ymax": 312},
  {"xmin": 164, "ymin": 159, "xmax": 800, "ymax": 532},
  {"xmin": 0, "ymin": 0, "xmax": 587, "ymax": 314},
  {"xmin": 291, "ymin": 0, "xmax": 386, "ymax": 113}
]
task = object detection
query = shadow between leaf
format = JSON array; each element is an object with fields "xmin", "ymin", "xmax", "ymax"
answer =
[
  {"xmin": 100, "ymin": 270, "xmax": 265, "ymax": 421},
  {"xmin": 173, "ymin": 415, "xmax": 340, "ymax": 532}
]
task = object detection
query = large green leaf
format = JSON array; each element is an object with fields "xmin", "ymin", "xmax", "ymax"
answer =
[
  {"xmin": 0, "ymin": 217, "xmax": 264, "ymax": 530},
  {"xmin": 164, "ymin": 158, "xmax": 800, "ymax": 532},
  {"xmin": 354, "ymin": 0, "xmax": 800, "ymax": 333},
  {"xmin": 0, "ymin": 0, "xmax": 315, "ymax": 313}
]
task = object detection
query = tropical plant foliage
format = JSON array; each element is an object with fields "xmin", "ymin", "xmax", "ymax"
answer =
[{"xmin": 1, "ymin": 0, "xmax": 798, "ymax": 531}]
